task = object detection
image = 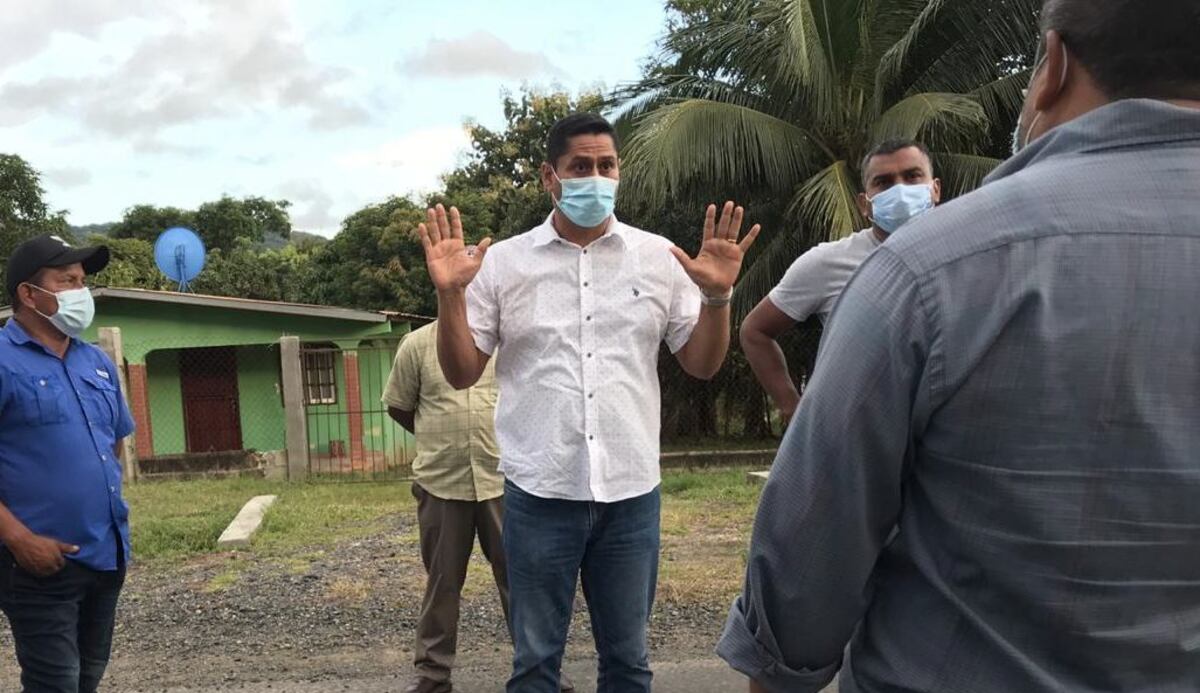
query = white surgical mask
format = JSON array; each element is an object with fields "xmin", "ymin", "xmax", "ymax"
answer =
[
  {"xmin": 28, "ymin": 284, "xmax": 95, "ymax": 338},
  {"xmin": 868, "ymin": 183, "xmax": 935, "ymax": 234}
]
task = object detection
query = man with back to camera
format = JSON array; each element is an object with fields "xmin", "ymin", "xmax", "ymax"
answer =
[
  {"xmin": 419, "ymin": 112, "xmax": 760, "ymax": 692},
  {"xmin": 0, "ymin": 234, "xmax": 135, "ymax": 693},
  {"xmin": 739, "ymin": 139, "xmax": 940, "ymax": 423},
  {"xmin": 719, "ymin": 0, "xmax": 1200, "ymax": 691}
]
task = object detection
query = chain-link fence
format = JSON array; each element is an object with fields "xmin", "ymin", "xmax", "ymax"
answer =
[{"xmin": 660, "ymin": 319, "xmax": 822, "ymax": 449}]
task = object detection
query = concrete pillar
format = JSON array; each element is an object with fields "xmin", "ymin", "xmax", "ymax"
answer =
[
  {"xmin": 279, "ymin": 336, "xmax": 309, "ymax": 481},
  {"xmin": 342, "ymin": 351, "xmax": 365, "ymax": 467},
  {"xmin": 97, "ymin": 327, "xmax": 139, "ymax": 483}
]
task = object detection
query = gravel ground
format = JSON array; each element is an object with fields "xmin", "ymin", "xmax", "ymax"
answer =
[{"xmin": 0, "ymin": 513, "xmax": 744, "ymax": 692}]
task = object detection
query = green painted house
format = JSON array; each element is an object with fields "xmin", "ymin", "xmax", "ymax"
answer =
[{"xmin": 0, "ymin": 288, "xmax": 423, "ymax": 476}]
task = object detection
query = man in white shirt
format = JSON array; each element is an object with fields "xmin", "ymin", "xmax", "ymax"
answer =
[
  {"xmin": 417, "ymin": 112, "xmax": 759, "ymax": 693},
  {"xmin": 739, "ymin": 139, "xmax": 940, "ymax": 421}
]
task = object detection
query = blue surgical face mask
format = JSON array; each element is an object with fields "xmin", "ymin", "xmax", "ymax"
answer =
[
  {"xmin": 28, "ymin": 284, "xmax": 95, "ymax": 338},
  {"xmin": 868, "ymin": 183, "xmax": 935, "ymax": 234},
  {"xmin": 551, "ymin": 171, "xmax": 618, "ymax": 229}
]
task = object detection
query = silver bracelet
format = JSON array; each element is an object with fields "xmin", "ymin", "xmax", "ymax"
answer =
[{"xmin": 701, "ymin": 288, "xmax": 733, "ymax": 307}]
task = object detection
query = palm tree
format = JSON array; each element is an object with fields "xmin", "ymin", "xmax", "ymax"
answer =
[{"xmin": 615, "ymin": 0, "xmax": 1040, "ymax": 314}]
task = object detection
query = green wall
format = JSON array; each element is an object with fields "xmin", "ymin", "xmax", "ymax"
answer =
[
  {"xmin": 236, "ymin": 346, "xmax": 286, "ymax": 452},
  {"xmin": 73, "ymin": 293, "xmax": 415, "ymax": 460},
  {"xmin": 145, "ymin": 350, "xmax": 185, "ymax": 455},
  {"xmin": 80, "ymin": 296, "xmax": 404, "ymax": 364}
]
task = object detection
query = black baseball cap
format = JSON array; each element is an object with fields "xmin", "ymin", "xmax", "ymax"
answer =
[{"xmin": 5, "ymin": 234, "xmax": 110, "ymax": 300}]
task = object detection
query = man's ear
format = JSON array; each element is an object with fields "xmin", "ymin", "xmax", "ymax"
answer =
[
  {"xmin": 540, "ymin": 162, "xmax": 556, "ymax": 193},
  {"xmin": 1032, "ymin": 30, "xmax": 1069, "ymax": 113},
  {"xmin": 931, "ymin": 178, "xmax": 943, "ymax": 205},
  {"xmin": 856, "ymin": 192, "xmax": 872, "ymax": 222}
]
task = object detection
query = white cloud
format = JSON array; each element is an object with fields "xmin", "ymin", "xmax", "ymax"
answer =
[
  {"xmin": 0, "ymin": 1, "xmax": 154, "ymax": 73},
  {"xmin": 399, "ymin": 31, "xmax": 564, "ymax": 80},
  {"xmin": 338, "ymin": 125, "xmax": 469, "ymax": 172},
  {"xmin": 0, "ymin": 1, "xmax": 370, "ymax": 145},
  {"xmin": 44, "ymin": 166, "xmax": 92, "ymax": 188},
  {"xmin": 278, "ymin": 178, "xmax": 339, "ymax": 232}
]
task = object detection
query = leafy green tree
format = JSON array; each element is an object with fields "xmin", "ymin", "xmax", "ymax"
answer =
[
  {"xmin": 302, "ymin": 197, "xmax": 435, "ymax": 314},
  {"xmin": 108, "ymin": 205, "xmax": 196, "ymax": 244},
  {"xmin": 88, "ymin": 236, "xmax": 168, "ymax": 290},
  {"xmin": 191, "ymin": 238, "xmax": 314, "ymax": 302},
  {"xmin": 435, "ymin": 90, "xmax": 606, "ymax": 241},
  {"xmin": 0, "ymin": 154, "xmax": 69, "ymax": 295},
  {"xmin": 618, "ymin": 0, "xmax": 1040, "ymax": 313},
  {"xmin": 109, "ymin": 196, "xmax": 291, "ymax": 253},
  {"xmin": 194, "ymin": 196, "xmax": 291, "ymax": 253}
]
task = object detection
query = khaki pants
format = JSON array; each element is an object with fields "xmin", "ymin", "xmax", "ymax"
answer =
[{"xmin": 412, "ymin": 482, "xmax": 509, "ymax": 682}]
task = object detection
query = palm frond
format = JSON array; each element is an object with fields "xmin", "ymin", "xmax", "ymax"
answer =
[
  {"xmin": 971, "ymin": 70, "xmax": 1029, "ymax": 133},
  {"xmin": 874, "ymin": 0, "xmax": 951, "ymax": 100},
  {"xmin": 621, "ymin": 99, "xmax": 824, "ymax": 208},
  {"xmin": 788, "ymin": 160, "xmax": 864, "ymax": 242},
  {"xmin": 732, "ymin": 219, "xmax": 810, "ymax": 320},
  {"xmin": 932, "ymin": 153, "xmax": 1003, "ymax": 199},
  {"xmin": 871, "ymin": 92, "xmax": 988, "ymax": 151}
]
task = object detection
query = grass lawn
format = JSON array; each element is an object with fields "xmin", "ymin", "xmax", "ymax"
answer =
[{"xmin": 126, "ymin": 468, "xmax": 763, "ymax": 602}]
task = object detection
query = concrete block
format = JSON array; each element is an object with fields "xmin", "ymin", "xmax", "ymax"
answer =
[
  {"xmin": 748, "ymin": 470, "xmax": 770, "ymax": 483},
  {"xmin": 217, "ymin": 495, "xmax": 278, "ymax": 548}
]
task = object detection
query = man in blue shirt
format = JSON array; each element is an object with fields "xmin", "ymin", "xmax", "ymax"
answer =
[{"xmin": 0, "ymin": 234, "xmax": 135, "ymax": 693}]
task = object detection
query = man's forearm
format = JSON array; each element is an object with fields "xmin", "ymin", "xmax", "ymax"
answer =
[
  {"xmin": 741, "ymin": 329, "xmax": 801, "ymax": 416},
  {"xmin": 678, "ymin": 304, "xmax": 731, "ymax": 380},
  {"xmin": 436, "ymin": 288, "xmax": 485, "ymax": 389},
  {"xmin": 0, "ymin": 502, "xmax": 32, "ymax": 545},
  {"xmin": 387, "ymin": 407, "xmax": 416, "ymax": 434}
]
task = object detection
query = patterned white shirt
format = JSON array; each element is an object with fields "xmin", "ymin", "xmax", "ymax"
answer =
[{"xmin": 466, "ymin": 214, "xmax": 702, "ymax": 502}]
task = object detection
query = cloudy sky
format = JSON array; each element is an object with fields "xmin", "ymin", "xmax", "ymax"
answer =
[{"xmin": 0, "ymin": 1, "xmax": 668, "ymax": 236}]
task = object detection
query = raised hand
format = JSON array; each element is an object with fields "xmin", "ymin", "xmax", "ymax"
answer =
[
  {"xmin": 418, "ymin": 204, "xmax": 492, "ymax": 291},
  {"xmin": 670, "ymin": 201, "xmax": 761, "ymax": 298}
]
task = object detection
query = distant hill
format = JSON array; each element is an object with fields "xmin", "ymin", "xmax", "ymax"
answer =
[
  {"xmin": 69, "ymin": 222, "xmax": 115, "ymax": 239},
  {"xmin": 261, "ymin": 230, "xmax": 329, "ymax": 250}
]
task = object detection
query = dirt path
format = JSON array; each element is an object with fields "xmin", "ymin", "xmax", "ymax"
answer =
[{"xmin": 0, "ymin": 513, "xmax": 784, "ymax": 691}]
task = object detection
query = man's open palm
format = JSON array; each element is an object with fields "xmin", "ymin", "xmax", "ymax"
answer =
[
  {"xmin": 418, "ymin": 204, "xmax": 492, "ymax": 291},
  {"xmin": 670, "ymin": 201, "xmax": 761, "ymax": 296}
]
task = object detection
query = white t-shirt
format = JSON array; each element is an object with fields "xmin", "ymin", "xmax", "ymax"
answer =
[{"xmin": 767, "ymin": 228, "xmax": 882, "ymax": 324}]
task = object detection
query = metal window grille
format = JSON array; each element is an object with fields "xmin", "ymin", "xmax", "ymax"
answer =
[{"xmin": 302, "ymin": 350, "xmax": 337, "ymax": 405}]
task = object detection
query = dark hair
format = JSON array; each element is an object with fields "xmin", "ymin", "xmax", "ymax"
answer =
[
  {"xmin": 1042, "ymin": 0, "xmax": 1200, "ymax": 100},
  {"xmin": 860, "ymin": 139, "xmax": 932, "ymax": 186},
  {"xmin": 546, "ymin": 113, "xmax": 618, "ymax": 168}
]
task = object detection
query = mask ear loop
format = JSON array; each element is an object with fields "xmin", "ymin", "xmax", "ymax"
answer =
[{"xmin": 1022, "ymin": 42, "xmax": 1070, "ymax": 150}]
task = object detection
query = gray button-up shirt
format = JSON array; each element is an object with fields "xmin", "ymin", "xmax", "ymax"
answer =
[{"xmin": 718, "ymin": 99, "xmax": 1200, "ymax": 692}]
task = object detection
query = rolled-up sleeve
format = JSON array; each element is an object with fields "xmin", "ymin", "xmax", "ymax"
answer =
[
  {"xmin": 717, "ymin": 247, "xmax": 936, "ymax": 692},
  {"xmin": 465, "ymin": 252, "xmax": 501, "ymax": 356},
  {"xmin": 665, "ymin": 248, "xmax": 702, "ymax": 354}
]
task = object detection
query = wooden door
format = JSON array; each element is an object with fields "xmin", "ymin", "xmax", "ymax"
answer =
[{"xmin": 179, "ymin": 347, "xmax": 243, "ymax": 453}]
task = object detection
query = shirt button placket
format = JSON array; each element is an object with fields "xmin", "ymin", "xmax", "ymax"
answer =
[{"xmin": 580, "ymin": 246, "xmax": 602, "ymax": 498}]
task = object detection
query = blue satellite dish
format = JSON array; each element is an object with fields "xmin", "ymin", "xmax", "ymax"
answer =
[{"xmin": 154, "ymin": 227, "xmax": 206, "ymax": 292}]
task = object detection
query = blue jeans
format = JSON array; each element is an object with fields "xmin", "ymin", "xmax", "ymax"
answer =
[
  {"xmin": 0, "ymin": 547, "xmax": 125, "ymax": 693},
  {"xmin": 503, "ymin": 480, "xmax": 660, "ymax": 693}
]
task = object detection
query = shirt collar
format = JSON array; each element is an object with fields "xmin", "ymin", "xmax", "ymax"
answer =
[
  {"xmin": 3, "ymin": 317, "xmax": 78, "ymax": 355},
  {"xmin": 3, "ymin": 318, "xmax": 34, "ymax": 346},
  {"xmin": 986, "ymin": 99, "xmax": 1200, "ymax": 186},
  {"xmin": 530, "ymin": 213, "xmax": 628, "ymax": 249}
]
